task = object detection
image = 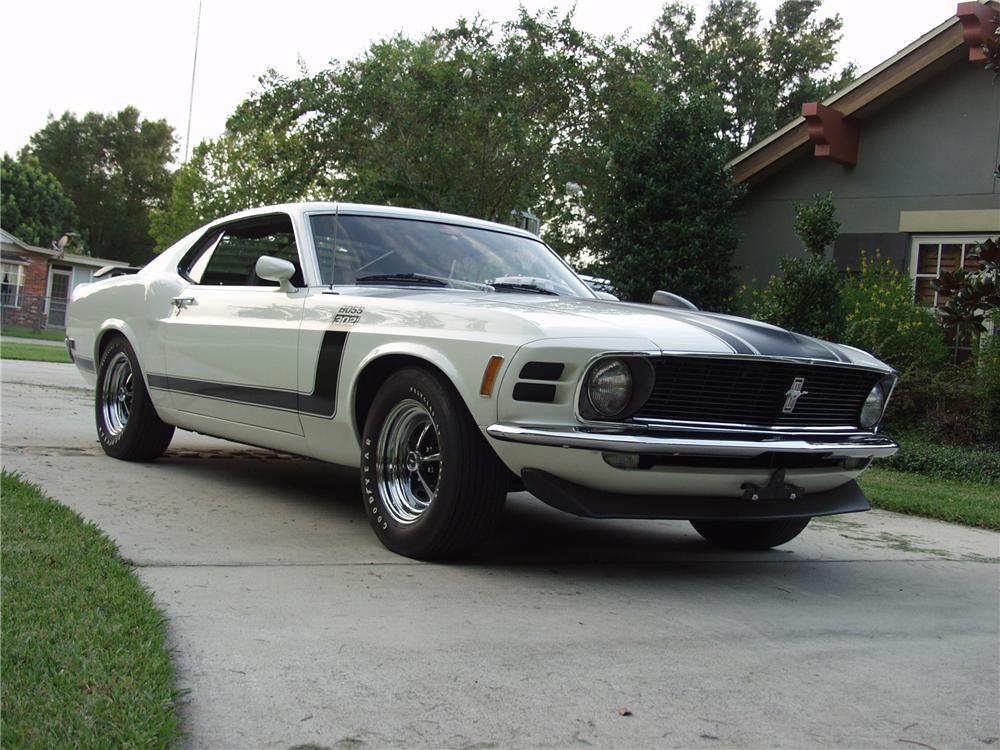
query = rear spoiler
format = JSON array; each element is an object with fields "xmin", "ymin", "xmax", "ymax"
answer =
[{"xmin": 94, "ymin": 265, "xmax": 141, "ymax": 279}]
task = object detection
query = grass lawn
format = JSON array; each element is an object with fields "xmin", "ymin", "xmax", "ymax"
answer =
[
  {"xmin": 1, "ymin": 341, "xmax": 72, "ymax": 364},
  {"xmin": 860, "ymin": 467, "xmax": 1000, "ymax": 531},
  {"xmin": 1, "ymin": 324, "xmax": 66, "ymax": 341},
  {"xmin": 1, "ymin": 471, "xmax": 183, "ymax": 748}
]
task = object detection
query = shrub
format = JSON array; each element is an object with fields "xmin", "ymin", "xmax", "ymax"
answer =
[
  {"xmin": 880, "ymin": 432, "xmax": 1000, "ymax": 483},
  {"xmin": 752, "ymin": 255, "xmax": 845, "ymax": 340},
  {"xmin": 841, "ymin": 250, "xmax": 949, "ymax": 373},
  {"xmin": 977, "ymin": 332, "xmax": 1000, "ymax": 442},
  {"xmin": 749, "ymin": 193, "xmax": 845, "ymax": 340}
]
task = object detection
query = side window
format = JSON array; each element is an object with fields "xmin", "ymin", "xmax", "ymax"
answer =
[{"xmin": 180, "ymin": 215, "xmax": 304, "ymax": 287}]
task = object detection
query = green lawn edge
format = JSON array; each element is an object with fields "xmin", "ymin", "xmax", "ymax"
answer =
[
  {"xmin": 1, "ymin": 341, "xmax": 72, "ymax": 363},
  {"xmin": 860, "ymin": 467, "xmax": 1000, "ymax": 531},
  {"xmin": 0, "ymin": 324, "xmax": 67, "ymax": 341},
  {"xmin": 1, "ymin": 471, "xmax": 184, "ymax": 748}
]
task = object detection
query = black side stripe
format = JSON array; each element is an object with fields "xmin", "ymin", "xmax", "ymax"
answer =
[{"xmin": 147, "ymin": 329, "xmax": 348, "ymax": 418}]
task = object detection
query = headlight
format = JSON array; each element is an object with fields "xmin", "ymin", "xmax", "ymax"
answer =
[
  {"xmin": 586, "ymin": 358, "xmax": 633, "ymax": 417},
  {"xmin": 859, "ymin": 382, "xmax": 886, "ymax": 429}
]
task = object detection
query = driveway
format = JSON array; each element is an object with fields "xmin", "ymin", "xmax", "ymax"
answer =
[{"xmin": 2, "ymin": 359, "xmax": 998, "ymax": 750}]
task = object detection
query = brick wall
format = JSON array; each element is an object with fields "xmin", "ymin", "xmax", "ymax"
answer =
[{"xmin": 2, "ymin": 250, "xmax": 51, "ymax": 329}]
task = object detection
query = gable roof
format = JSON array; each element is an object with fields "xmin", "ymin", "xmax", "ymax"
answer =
[
  {"xmin": 0, "ymin": 228, "xmax": 130, "ymax": 269},
  {"xmin": 728, "ymin": 0, "xmax": 998, "ymax": 184}
]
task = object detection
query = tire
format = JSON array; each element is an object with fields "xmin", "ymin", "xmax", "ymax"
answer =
[
  {"xmin": 361, "ymin": 367, "xmax": 508, "ymax": 560},
  {"xmin": 690, "ymin": 517, "xmax": 811, "ymax": 550},
  {"xmin": 96, "ymin": 337, "xmax": 174, "ymax": 461}
]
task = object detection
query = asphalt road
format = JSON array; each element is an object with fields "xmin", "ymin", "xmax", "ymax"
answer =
[{"xmin": 2, "ymin": 359, "xmax": 998, "ymax": 750}]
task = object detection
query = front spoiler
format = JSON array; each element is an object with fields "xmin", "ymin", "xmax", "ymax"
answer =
[
  {"xmin": 487, "ymin": 424, "xmax": 898, "ymax": 458},
  {"xmin": 521, "ymin": 469, "xmax": 870, "ymax": 521}
]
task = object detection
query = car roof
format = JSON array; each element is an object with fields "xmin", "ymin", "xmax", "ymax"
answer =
[{"xmin": 214, "ymin": 202, "xmax": 541, "ymax": 241}]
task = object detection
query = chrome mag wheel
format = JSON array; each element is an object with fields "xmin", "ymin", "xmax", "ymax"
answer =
[
  {"xmin": 100, "ymin": 351, "xmax": 133, "ymax": 437},
  {"xmin": 375, "ymin": 399, "xmax": 442, "ymax": 524}
]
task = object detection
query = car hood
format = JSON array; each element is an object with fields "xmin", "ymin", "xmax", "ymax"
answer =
[{"xmin": 344, "ymin": 288, "xmax": 892, "ymax": 372}]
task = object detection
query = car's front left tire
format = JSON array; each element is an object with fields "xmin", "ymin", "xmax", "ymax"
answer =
[
  {"xmin": 361, "ymin": 367, "xmax": 508, "ymax": 560},
  {"xmin": 96, "ymin": 337, "xmax": 174, "ymax": 461}
]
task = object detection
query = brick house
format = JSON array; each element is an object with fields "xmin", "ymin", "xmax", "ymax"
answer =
[
  {"xmin": 1, "ymin": 228, "xmax": 130, "ymax": 330},
  {"xmin": 728, "ymin": 1, "xmax": 999, "ymax": 357}
]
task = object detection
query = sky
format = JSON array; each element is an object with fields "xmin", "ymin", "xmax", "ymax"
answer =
[{"xmin": 1, "ymin": 0, "xmax": 957, "ymax": 160}]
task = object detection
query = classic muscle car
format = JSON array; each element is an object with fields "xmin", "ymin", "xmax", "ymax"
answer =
[{"xmin": 67, "ymin": 203, "xmax": 898, "ymax": 559}]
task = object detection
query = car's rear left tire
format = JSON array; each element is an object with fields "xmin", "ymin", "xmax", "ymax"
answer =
[
  {"xmin": 690, "ymin": 517, "xmax": 811, "ymax": 550},
  {"xmin": 96, "ymin": 337, "xmax": 174, "ymax": 461},
  {"xmin": 361, "ymin": 367, "xmax": 508, "ymax": 560}
]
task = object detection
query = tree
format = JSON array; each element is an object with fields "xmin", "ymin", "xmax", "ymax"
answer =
[
  {"xmin": 0, "ymin": 155, "xmax": 79, "ymax": 248},
  {"xmin": 23, "ymin": 107, "xmax": 176, "ymax": 264},
  {"xmin": 752, "ymin": 193, "xmax": 845, "ymax": 340},
  {"xmin": 648, "ymin": 0, "xmax": 856, "ymax": 151},
  {"xmin": 151, "ymin": 10, "xmax": 638, "ymax": 250},
  {"xmin": 589, "ymin": 95, "xmax": 742, "ymax": 311},
  {"xmin": 934, "ymin": 238, "xmax": 999, "ymax": 335}
]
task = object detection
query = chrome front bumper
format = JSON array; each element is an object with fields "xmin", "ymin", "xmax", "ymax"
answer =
[{"xmin": 486, "ymin": 424, "xmax": 899, "ymax": 459}]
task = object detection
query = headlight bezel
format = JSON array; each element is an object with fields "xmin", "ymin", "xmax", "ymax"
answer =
[
  {"xmin": 578, "ymin": 355, "xmax": 655, "ymax": 422},
  {"xmin": 859, "ymin": 375, "xmax": 896, "ymax": 430}
]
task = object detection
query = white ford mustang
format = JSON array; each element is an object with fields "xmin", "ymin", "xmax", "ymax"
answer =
[{"xmin": 67, "ymin": 202, "xmax": 898, "ymax": 559}]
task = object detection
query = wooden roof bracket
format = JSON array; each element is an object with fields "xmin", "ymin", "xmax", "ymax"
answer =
[
  {"xmin": 956, "ymin": 2, "xmax": 999, "ymax": 62},
  {"xmin": 801, "ymin": 102, "xmax": 860, "ymax": 167}
]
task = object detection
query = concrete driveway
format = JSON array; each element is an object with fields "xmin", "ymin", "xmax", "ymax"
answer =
[{"xmin": 2, "ymin": 359, "xmax": 998, "ymax": 750}]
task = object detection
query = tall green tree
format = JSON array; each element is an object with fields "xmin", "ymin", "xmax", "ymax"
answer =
[
  {"xmin": 151, "ymin": 9, "xmax": 638, "ymax": 250},
  {"xmin": 23, "ymin": 107, "xmax": 175, "ymax": 264},
  {"xmin": 591, "ymin": 95, "xmax": 742, "ymax": 310},
  {"xmin": 0, "ymin": 155, "xmax": 79, "ymax": 248},
  {"xmin": 648, "ymin": 0, "xmax": 856, "ymax": 151}
]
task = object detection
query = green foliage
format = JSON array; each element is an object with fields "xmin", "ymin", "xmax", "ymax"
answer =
[
  {"xmin": 933, "ymin": 237, "xmax": 999, "ymax": 335},
  {"xmin": 793, "ymin": 191, "xmax": 839, "ymax": 259},
  {"xmin": 752, "ymin": 255, "xmax": 844, "ymax": 339},
  {"xmin": 975, "ymin": 332, "xmax": 1000, "ymax": 442},
  {"xmin": 23, "ymin": 107, "xmax": 175, "ymax": 264},
  {"xmin": 589, "ymin": 96, "xmax": 741, "ymax": 310},
  {"xmin": 877, "ymin": 435, "xmax": 999, "ymax": 484},
  {"xmin": 841, "ymin": 251, "xmax": 949, "ymax": 373},
  {"xmin": 647, "ymin": 0, "xmax": 857, "ymax": 151},
  {"xmin": 1, "ymin": 471, "xmax": 182, "ymax": 747},
  {"xmin": 0, "ymin": 155, "xmax": 79, "ymax": 248}
]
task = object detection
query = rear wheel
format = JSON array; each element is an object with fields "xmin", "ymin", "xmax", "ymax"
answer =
[
  {"xmin": 361, "ymin": 367, "xmax": 507, "ymax": 560},
  {"xmin": 96, "ymin": 337, "xmax": 174, "ymax": 461},
  {"xmin": 690, "ymin": 517, "xmax": 811, "ymax": 550}
]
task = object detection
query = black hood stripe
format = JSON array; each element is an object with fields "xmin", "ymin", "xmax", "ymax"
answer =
[{"xmin": 663, "ymin": 310, "xmax": 851, "ymax": 363}]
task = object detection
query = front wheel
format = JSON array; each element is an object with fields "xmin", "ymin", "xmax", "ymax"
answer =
[
  {"xmin": 690, "ymin": 517, "xmax": 811, "ymax": 550},
  {"xmin": 96, "ymin": 337, "xmax": 174, "ymax": 461},
  {"xmin": 361, "ymin": 367, "xmax": 508, "ymax": 560}
]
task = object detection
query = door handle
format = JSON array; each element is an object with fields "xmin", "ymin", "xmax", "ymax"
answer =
[{"xmin": 171, "ymin": 296, "xmax": 196, "ymax": 310}]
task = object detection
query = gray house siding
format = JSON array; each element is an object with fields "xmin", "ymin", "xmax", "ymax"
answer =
[{"xmin": 734, "ymin": 55, "xmax": 1000, "ymax": 282}]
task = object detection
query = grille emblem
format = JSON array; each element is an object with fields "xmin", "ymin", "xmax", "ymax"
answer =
[{"xmin": 782, "ymin": 377, "xmax": 809, "ymax": 413}]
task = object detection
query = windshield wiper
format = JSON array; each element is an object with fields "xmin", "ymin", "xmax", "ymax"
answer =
[
  {"xmin": 355, "ymin": 273, "xmax": 449, "ymax": 287},
  {"xmin": 491, "ymin": 281, "xmax": 560, "ymax": 296}
]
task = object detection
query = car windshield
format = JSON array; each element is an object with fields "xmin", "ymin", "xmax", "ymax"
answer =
[{"xmin": 310, "ymin": 213, "xmax": 594, "ymax": 297}]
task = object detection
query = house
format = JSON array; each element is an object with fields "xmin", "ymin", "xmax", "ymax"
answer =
[
  {"xmin": 0, "ymin": 229, "xmax": 131, "ymax": 330},
  {"xmin": 729, "ymin": 0, "xmax": 999, "ymax": 355}
]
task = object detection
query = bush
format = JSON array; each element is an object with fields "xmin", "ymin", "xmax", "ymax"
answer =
[
  {"xmin": 880, "ymin": 432, "xmax": 1000, "ymax": 483},
  {"xmin": 884, "ymin": 364, "xmax": 984, "ymax": 444},
  {"xmin": 977, "ymin": 332, "xmax": 1000, "ymax": 442},
  {"xmin": 749, "ymin": 193, "xmax": 845, "ymax": 340},
  {"xmin": 841, "ymin": 251, "xmax": 949, "ymax": 373},
  {"xmin": 751, "ymin": 255, "xmax": 845, "ymax": 340}
]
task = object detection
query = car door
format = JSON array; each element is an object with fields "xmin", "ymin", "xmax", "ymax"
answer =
[{"xmin": 161, "ymin": 213, "xmax": 307, "ymax": 435}]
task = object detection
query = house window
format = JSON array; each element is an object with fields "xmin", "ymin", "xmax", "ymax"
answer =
[
  {"xmin": 909, "ymin": 235, "xmax": 992, "ymax": 360},
  {"xmin": 1, "ymin": 263, "xmax": 24, "ymax": 308}
]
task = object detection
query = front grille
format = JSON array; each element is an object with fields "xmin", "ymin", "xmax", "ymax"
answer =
[{"xmin": 634, "ymin": 357, "xmax": 882, "ymax": 428}]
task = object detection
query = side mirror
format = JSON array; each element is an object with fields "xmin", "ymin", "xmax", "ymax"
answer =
[
  {"xmin": 255, "ymin": 256, "xmax": 297, "ymax": 293},
  {"xmin": 651, "ymin": 290, "xmax": 698, "ymax": 310}
]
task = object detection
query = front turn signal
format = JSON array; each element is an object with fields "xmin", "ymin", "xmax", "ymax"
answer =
[{"xmin": 480, "ymin": 355, "xmax": 504, "ymax": 397}]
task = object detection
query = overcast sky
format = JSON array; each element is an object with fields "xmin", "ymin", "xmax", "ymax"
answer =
[{"xmin": 2, "ymin": 0, "xmax": 955, "ymax": 159}]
